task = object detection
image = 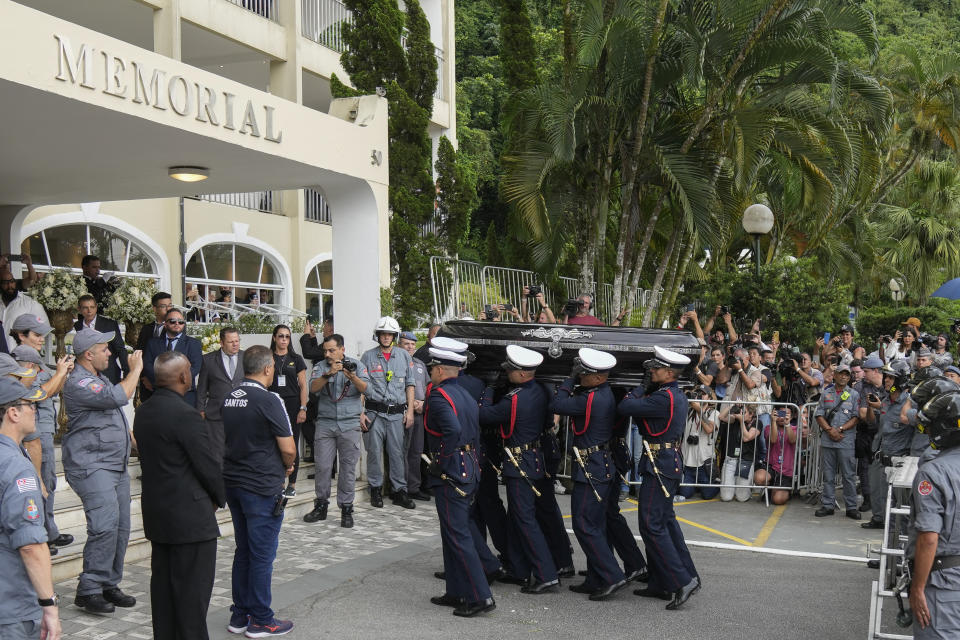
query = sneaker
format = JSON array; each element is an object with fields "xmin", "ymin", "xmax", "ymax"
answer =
[
  {"xmin": 553, "ymin": 480, "xmax": 568, "ymax": 495},
  {"xmin": 245, "ymin": 618, "xmax": 294, "ymax": 637},
  {"xmin": 283, "ymin": 486, "xmax": 296, "ymax": 498},
  {"xmin": 228, "ymin": 612, "xmax": 250, "ymax": 634}
]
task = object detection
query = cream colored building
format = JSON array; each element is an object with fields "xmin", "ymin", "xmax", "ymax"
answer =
[{"xmin": 1, "ymin": 0, "xmax": 456, "ymax": 355}]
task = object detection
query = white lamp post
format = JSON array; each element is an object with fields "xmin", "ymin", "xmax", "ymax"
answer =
[{"xmin": 742, "ymin": 204, "xmax": 774, "ymax": 276}]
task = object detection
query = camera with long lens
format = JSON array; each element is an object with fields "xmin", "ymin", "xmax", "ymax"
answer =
[
  {"xmin": 340, "ymin": 359, "xmax": 357, "ymax": 373},
  {"xmin": 730, "ymin": 405, "xmax": 743, "ymax": 416},
  {"xmin": 919, "ymin": 332, "xmax": 939, "ymax": 349},
  {"xmin": 562, "ymin": 299, "xmax": 583, "ymax": 317},
  {"xmin": 527, "ymin": 284, "xmax": 541, "ymax": 297},
  {"xmin": 778, "ymin": 345, "xmax": 801, "ymax": 380}
]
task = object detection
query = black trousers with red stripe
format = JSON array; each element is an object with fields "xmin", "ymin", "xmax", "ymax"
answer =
[
  {"xmin": 435, "ymin": 484, "xmax": 492, "ymax": 603},
  {"xmin": 636, "ymin": 472, "xmax": 697, "ymax": 593},
  {"xmin": 571, "ymin": 480, "xmax": 624, "ymax": 589}
]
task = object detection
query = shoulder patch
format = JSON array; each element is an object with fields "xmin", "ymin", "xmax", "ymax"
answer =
[
  {"xmin": 25, "ymin": 498, "xmax": 39, "ymax": 521},
  {"xmin": 88, "ymin": 381, "xmax": 104, "ymax": 394},
  {"xmin": 77, "ymin": 377, "xmax": 95, "ymax": 388},
  {"xmin": 918, "ymin": 480, "xmax": 934, "ymax": 496},
  {"xmin": 16, "ymin": 477, "xmax": 38, "ymax": 493}
]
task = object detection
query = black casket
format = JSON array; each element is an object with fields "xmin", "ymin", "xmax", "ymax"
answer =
[{"xmin": 436, "ymin": 321, "xmax": 702, "ymax": 388}]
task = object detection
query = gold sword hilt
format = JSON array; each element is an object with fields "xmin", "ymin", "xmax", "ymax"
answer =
[
  {"xmin": 503, "ymin": 447, "xmax": 542, "ymax": 497},
  {"xmin": 572, "ymin": 446, "xmax": 603, "ymax": 503},
  {"xmin": 642, "ymin": 440, "xmax": 671, "ymax": 499},
  {"xmin": 421, "ymin": 453, "xmax": 467, "ymax": 497}
]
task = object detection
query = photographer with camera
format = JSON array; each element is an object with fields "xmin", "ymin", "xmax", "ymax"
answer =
[
  {"xmin": 481, "ymin": 303, "xmax": 520, "ymax": 323},
  {"xmin": 820, "ymin": 324, "xmax": 855, "ymax": 367},
  {"xmin": 563, "ymin": 294, "xmax": 604, "ymax": 326},
  {"xmin": 716, "ymin": 404, "xmax": 765, "ymax": 502},
  {"xmin": 520, "ymin": 286, "xmax": 556, "ymax": 323},
  {"xmin": 764, "ymin": 407, "xmax": 800, "ymax": 504},
  {"xmin": 934, "ymin": 332, "xmax": 954, "ymax": 369},
  {"xmin": 703, "ymin": 306, "xmax": 739, "ymax": 350},
  {"xmin": 883, "ymin": 321, "xmax": 920, "ymax": 367},
  {"xmin": 303, "ymin": 333, "xmax": 369, "ymax": 528},
  {"xmin": 678, "ymin": 387, "xmax": 720, "ymax": 501},
  {"xmin": 773, "ymin": 350, "xmax": 822, "ymax": 404}
]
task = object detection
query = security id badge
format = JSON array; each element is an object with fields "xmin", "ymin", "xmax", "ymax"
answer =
[{"xmin": 277, "ymin": 375, "xmax": 286, "ymax": 387}]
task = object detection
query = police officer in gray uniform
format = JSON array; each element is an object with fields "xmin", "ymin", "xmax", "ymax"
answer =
[
  {"xmin": 399, "ymin": 331, "xmax": 431, "ymax": 501},
  {"xmin": 11, "ymin": 345, "xmax": 74, "ymax": 554},
  {"xmin": 814, "ymin": 363, "xmax": 861, "ymax": 519},
  {"xmin": 303, "ymin": 333, "xmax": 369, "ymax": 527},
  {"xmin": 0, "ymin": 377, "xmax": 60, "ymax": 640},
  {"xmin": 907, "ymin": 389, "xmax": 960, "ymax": 638},
  {"xmin": 62, "ymin": 328, "xmax": 143, "ymax": 615},
  {"xmin": 862, "ymin": 361, "xmax": 913, "ymax": 529},
  {"xmin": 360, "ymin": 317, "xmax": 416, "ymax": 509}
]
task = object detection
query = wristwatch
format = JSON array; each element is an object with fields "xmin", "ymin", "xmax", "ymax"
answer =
[
  {"xmin": 299, "ymin": 406, "xmax": 307, "ymax": 411},
  {"xmin": 38, "ymin": 594, "xmax": 59, "ymax": 607}
]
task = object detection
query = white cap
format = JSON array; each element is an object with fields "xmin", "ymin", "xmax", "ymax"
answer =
[
  {"xmin": 645, "ymin": 345, "xmax": 691, "ymax": 370},
  {"xmin": 431, "ymin": 336, "xmax": 469, "ymax": 353},
  {"xmin": 577, "ymin": 347, "xmax": 616, "ymax": 373},
  {"xmin": 427, "ymin": 348, "xmax": 467, "ymax": 367},
  {"xmin": 503, "ymin": 345, "xmax": 543, "ymax": 370}
]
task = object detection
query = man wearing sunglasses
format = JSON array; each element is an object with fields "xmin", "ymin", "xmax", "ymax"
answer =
[{"xmin": 143, "ymin": 309, "xmax": 202, "ymax": 406}]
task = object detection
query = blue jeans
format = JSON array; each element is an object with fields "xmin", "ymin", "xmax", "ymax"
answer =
[
  {"xmin": 226, "ymin": 486, "xmax": 284, "ymax": 625},
  {"xmin": 678, "ymin": 462, "xmax": 720, "ymax": 499}
]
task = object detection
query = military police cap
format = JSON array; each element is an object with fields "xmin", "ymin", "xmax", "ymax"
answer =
[
  {"xmin": 862, "ymin": 356, "xmax": 884, "ymax": 369},
  {"xmin": 577, "ymin": 348, "xmax": 616, "ymax": 374},
  {"xmin": 11, "ymin": 314, "xmax": 52, "ymax": 336},
  {"xmin": 430, "ymin": 336, "xmax": 469, "ymax": 353},
  {"xmin": 645, "ymin": 345, "xmax": 691, "ymax": 370},
  {"xmin": 947, "ymin": 366, "xmax": 960, "ymax": 377},
  {"xmin": 502, "ymin": 345, "xmax": 543, "ymax": 371},
  {"xmin": 0, "ymin": 377, "xmax": 46, "ymax": 405},
  {"xmin": 73, "ymin": 328, "xmax": 115, "ymax": 356},
  {"xmin": 916, "ymin": 347, "xmax": 934, "ymax": 358},
  {"xmin": 0, "ymin": 353, "xmax": 36, "ymax": 378},
  {"xmin": 11, "ymin": 345, "xmax": 42, "ymax": 366},
  {"xmin": 427, "ymin": 348, "xmax": 467, "ymax": 367},
  {"xmin": 399, "ymin": 331, "xmax": 417, "ymax": 343}
]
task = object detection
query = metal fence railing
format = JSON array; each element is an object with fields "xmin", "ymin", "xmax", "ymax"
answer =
[
  {"xmin": 300, "ymin": 0, "xmax": 352, "ymax": 52},
  {"xmin": 225, "ymin": 0, "xmax": 279, "ymax": 22},
  {"xmin": 304, "ymin": 188, "xmax": 332, "ymax": 224},
  {"xmin": 430, "ymin": 256, "xmax": 486, "ymax": 322},
  {"xmin": 195, "ymin": 191, "xmax": 283, "ymax": 214}
]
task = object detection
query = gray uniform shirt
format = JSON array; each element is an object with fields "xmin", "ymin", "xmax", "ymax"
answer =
[
  {"xmin": 0, "ymin": 435, "xmax": 46, "ymax": 624},
  {"xmin": 411, "ymin": 357, "xmax": 427, "ymax": 403},
  {"xmin": 21, "ymin": 369, "xmax": 54, "ymax": 443},
  {"xmin": 815, "ymin": 384, "xmax": 860, "ymax": 450},
  {"xmin": 874, "ymin": 392, "xmax": 912, "ymax": 456},
  {"xmin": 908, "ymin": 447, "xmax": 960, "ymax": 590},
  {"xmin": 61, "ymin": 366, "xmax": 131, "ymax": 474},
  {"xmin": 311, "ymin": 357, "xmax": 369, "ymax": 425},
  {"xmin": 360, "ymin": 346, "xmax": 415, "ymax": 409}
]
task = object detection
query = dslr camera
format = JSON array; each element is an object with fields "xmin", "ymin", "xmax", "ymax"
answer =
[
  {"xmin": 562, "ymin": 299, "xmax": 583, "ymax": 317},
  {"xmin": 340, "ymin": 359, "xmax": 357, "ymax": 373},
  {"xmin": 952, "ymin": 318, "xmax": 960, "ymax": 335},
  {"xmin": 527, "ymin": 284, "xmax": 541, "ymax": 297},
  {"xmin": 686, "ymin": 433, "xmax": 700, "ymax": 446},
  {"xmin": 719, "ymin": 305, "xmax": 729, "ymax": 315}
]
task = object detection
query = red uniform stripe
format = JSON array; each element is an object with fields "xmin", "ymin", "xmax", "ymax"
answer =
[
  {"xmin": 501, "ymin": 393, "xmax": 519, "ymax": 439},
  {"xmin": 642, "ymin": 388, "xmax": 675, "ymax": 437},
  {"xmin": 573, "ymin": 391, "xmax": 594, "ymax": 436}
]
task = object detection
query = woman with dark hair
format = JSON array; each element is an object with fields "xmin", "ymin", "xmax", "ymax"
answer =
[{"xmin": 269, "ymin": 324, "xmax": 308, "ymax": 497}]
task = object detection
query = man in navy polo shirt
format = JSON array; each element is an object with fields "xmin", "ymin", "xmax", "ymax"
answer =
[{"xmin": 222, "ymin": 345, "xmax": 296, "ymax": 638}]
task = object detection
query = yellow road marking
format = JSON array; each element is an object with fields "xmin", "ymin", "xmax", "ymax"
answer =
[
  {"xmin": 675, "ymin": 498, "xmax": 719, "ymax": 507},
  {"xmin": 675, "ymin": 517, "xmax": 753, "ymax": 547},
  {"xmin": 752, "ymin": 504, "xmax": 786, "ymax": 547}
]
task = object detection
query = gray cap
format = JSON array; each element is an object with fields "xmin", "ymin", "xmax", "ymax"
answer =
[
  {"xmin": 73, "ymin": 328, "xmax": 115, "ymax": 356},
  {"xmin": 11, "ymin": 313, "xmax": 52, "ymax": 336},
  {"xmin": 11, "ymin": 345, "xmax": 42, "ymax": 366},
  {"xmin": 916, "ymin": 347, "xmax": 934, "ymax": 358},
  {"xmin": 862, "ymin": 356, "xmax": 884, "ymax": 369},
  {"xmin": 0, "ymin": 378, "xmax": 46, "ymax": 404},
  {"xmin": 0, "ymin": 353, "xmax": 36, "ymax": 378},
  {"xmin": 835, "ymin": 363, "xmax": 851, "ymax": 374}
]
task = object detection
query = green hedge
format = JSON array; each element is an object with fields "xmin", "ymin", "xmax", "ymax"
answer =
[{"xmin": 855, "ymin": 299, "xmax": 960, "ymax": 346}]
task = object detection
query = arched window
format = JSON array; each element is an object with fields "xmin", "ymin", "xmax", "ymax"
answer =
[
  {"xmin": 185, "ymin": 243, "xmax": 284, "ymax": 309},
  {"xmin": 305, "ymin": 259, "xmax": 333, "ymax": 323},
  {"xmin": 21, "ymin": 224, "xmax": 160, "ymax": 279}
]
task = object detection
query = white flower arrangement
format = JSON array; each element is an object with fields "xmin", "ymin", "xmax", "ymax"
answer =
[
  {"xmin": 198, "ymin": 326, "xmax": 223, "ymax": 354},
  {"xmin": 103, "ymin": 277, "xmax": 159, "ymax": 324},
  {"xmin": 28, "ymin": 269, "xmax": 87, "ymax": 311}
]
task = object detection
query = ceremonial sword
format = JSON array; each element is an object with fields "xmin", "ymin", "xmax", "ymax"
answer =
[
  {"xmin": 572, "ymin": 446, "xmax": 602, "ymax": 503},
  {"xmin": 420, "ymin": 453, "xmax": 467, "ymax": 497},
  {"xmin": 503, "ymin": 447, "xmax": 542, "ymax": 497},
  {"xmin": 642, "ymin": 440, "xmax": 671, "ymax": 498}
]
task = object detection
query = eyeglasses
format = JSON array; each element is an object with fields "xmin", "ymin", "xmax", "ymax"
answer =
[
  {"xmin": 166, "ymin": 319, "xmax": 185, "ymax": 325},
  {"xmin": 276, "ymin": 334, "xmax": 291, "ymax": 339}
]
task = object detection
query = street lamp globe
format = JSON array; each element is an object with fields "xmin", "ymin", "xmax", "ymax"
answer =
[
  {"xmin": 742, "ymin": 204, "xmax": 774, "ymax": 235},
  {"xmin": 888, "ymin": 278, "xmax": 901, "ymax": 293}
]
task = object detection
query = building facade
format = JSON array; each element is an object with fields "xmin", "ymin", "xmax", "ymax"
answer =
[{"xmin": 2, "ymin": 0, "xmax": 456, "ymax": 354}]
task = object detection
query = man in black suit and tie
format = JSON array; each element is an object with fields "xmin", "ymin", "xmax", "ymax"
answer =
[
  {"xmin": 136, "ymin": 292, "xmax": 173, "ymax": 402},
  {"xmin": 134, "ymin": 350, "xmax": 225, "ymax": 640},
  {"xmin": 75, "ymin": 294, "xmax": 129, "ymax": 384},
  {"xmin": 143, "ymin": 308, "xmax": 203, "ymax": 406},
  {"xmin": 196, "ymin": 327, "xmax": 244, "ymax": 464}
]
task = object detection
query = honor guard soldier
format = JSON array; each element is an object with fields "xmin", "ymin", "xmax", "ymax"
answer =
[
  {"xmin": 62, "ymin": 328, "xmax": 143, "ymax": 615},
  {"xmin": 907, "ymin": 390, "xmax": 960, "ymax": 638},
  {"xmin": 619, "ymin": 346, "xmax": 700, "ymax": 610},
  {"xmin": 607, "ymin": 413, "xmax": 649, "ymax": 582},
  {"xmin": 425, "ymin": 348, "xmax": 496, "ymax": 618},
  {"xmin": 549, "ymin": 348, "xmax": 628, "ymax": 601},
  {"xmin": 0, "ymin": 378, "xmax": 59, "ymax": 640},
  {"xmin": 479, "ymin": 345, "xmax": 559, "ymax": 594}
]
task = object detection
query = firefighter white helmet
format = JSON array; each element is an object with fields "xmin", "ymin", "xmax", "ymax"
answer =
[{"xmin": 373, "ymin": 316, "xmax": 401, "ymax": 341}]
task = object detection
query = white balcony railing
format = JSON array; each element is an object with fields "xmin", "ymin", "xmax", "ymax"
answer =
[
  {"xmin": 302, "ymin": 1, "xmax": 448, "ymax": 102},
  {"xmin": 301, "ymin": 0, "xmax": 353, "ymax": 53},
  {"xmin": 304, "ymin": 188, "xmax": 332, "ymax": 224},
  {"xmin": 196, "ymin": 191, "xmax": 283, "ymax": 214},
  {"xmin": 224, "ymin": 0, "xmax": 279, "ymax": 22}
]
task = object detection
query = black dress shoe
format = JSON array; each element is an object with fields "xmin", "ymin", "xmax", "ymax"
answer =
[
  {"xmin": 846, "ymin": 509, "xmax": 862, "ymax": 521},
  {"xmin": 625, "ymin": 568, "xmax": 649, "ymax": 583},
  {"xmin": 102, "ymin": 587, "xmax": 136, "ymax": 608},
  {"xmin": 862, "ymin": 518, "xmax": 884, "ymax": 529},
  {"xmin": 589, "ymin": 579, "xmax": 627, "ymax": 601},
  {"xmin": 391, "ymin": 489, "xmax": 416, "ymax": 509},
  {"xmin": 485, "ymin": 567, "xmax": 507, "ymax": 583},
  {"xmin": 453, "ymin": 597, "xmax": 496, "ymax": 617},
  {"xmin": 859, "ymin": 502, "xmax": 872, "ymax": 512},
  {"xmin": 370, "ymin": 487, "xmax": 384, "ymax": 508},
  {"xmin": 867, "ymin": 559, "xmax": 880, "ymax": 569},
  {"xmin": 557, "ymin": 565, "xmax": 576, "ymax": 578},
  {"xmin": 430, "ymin": 594, "xmax": 464, "ymax": 607},
  {"xmin": 665, "ymin": 578, "xmax": 699, "ymax": 610},
  {"xmin": 520, "ymin": 579, "xmax": 559, "ymax": 594},
  {"xmin": 634, "ymin": 587, "xmax": 672, "ymax": 600},
  {"xmin": 411, "ymin": 490, "xmax": 432, "ymax": 501},
  {"xmin": 814, "ymin": 507, "xmax": 835, "ymax": 517},
  {"xmin": 577, "ymin": 569, "xmax": 588, "ymax": 577},
  {"xmin": 50, "ymin": 534, "xmax": 74, "ymax": 547},
  {"xmin": 497, "ymin": 574, "xmax": 528, "ymax": 586},
  {"xmin": 74, "ymin": 593, "xmax": 115, "ymax": 614},
  {"xmin": 434, "ymin": 571, "xmax": 446, "ymax": 580},
  {"xmin": 568, "ymin": 582, "xmax": 593, "ymax": 594}
]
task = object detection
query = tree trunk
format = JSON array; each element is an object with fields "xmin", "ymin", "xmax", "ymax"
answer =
[
  {"xmin": 641, "ymin": 226, "xmax": 678, "ymax": 327},
  {"xmin": 625, "ymin": 190, "xmax": 668, "ymax": 311},
  {"xmin": 657, "ymin": 236, "xmax": 695, "ymax": 327}
]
